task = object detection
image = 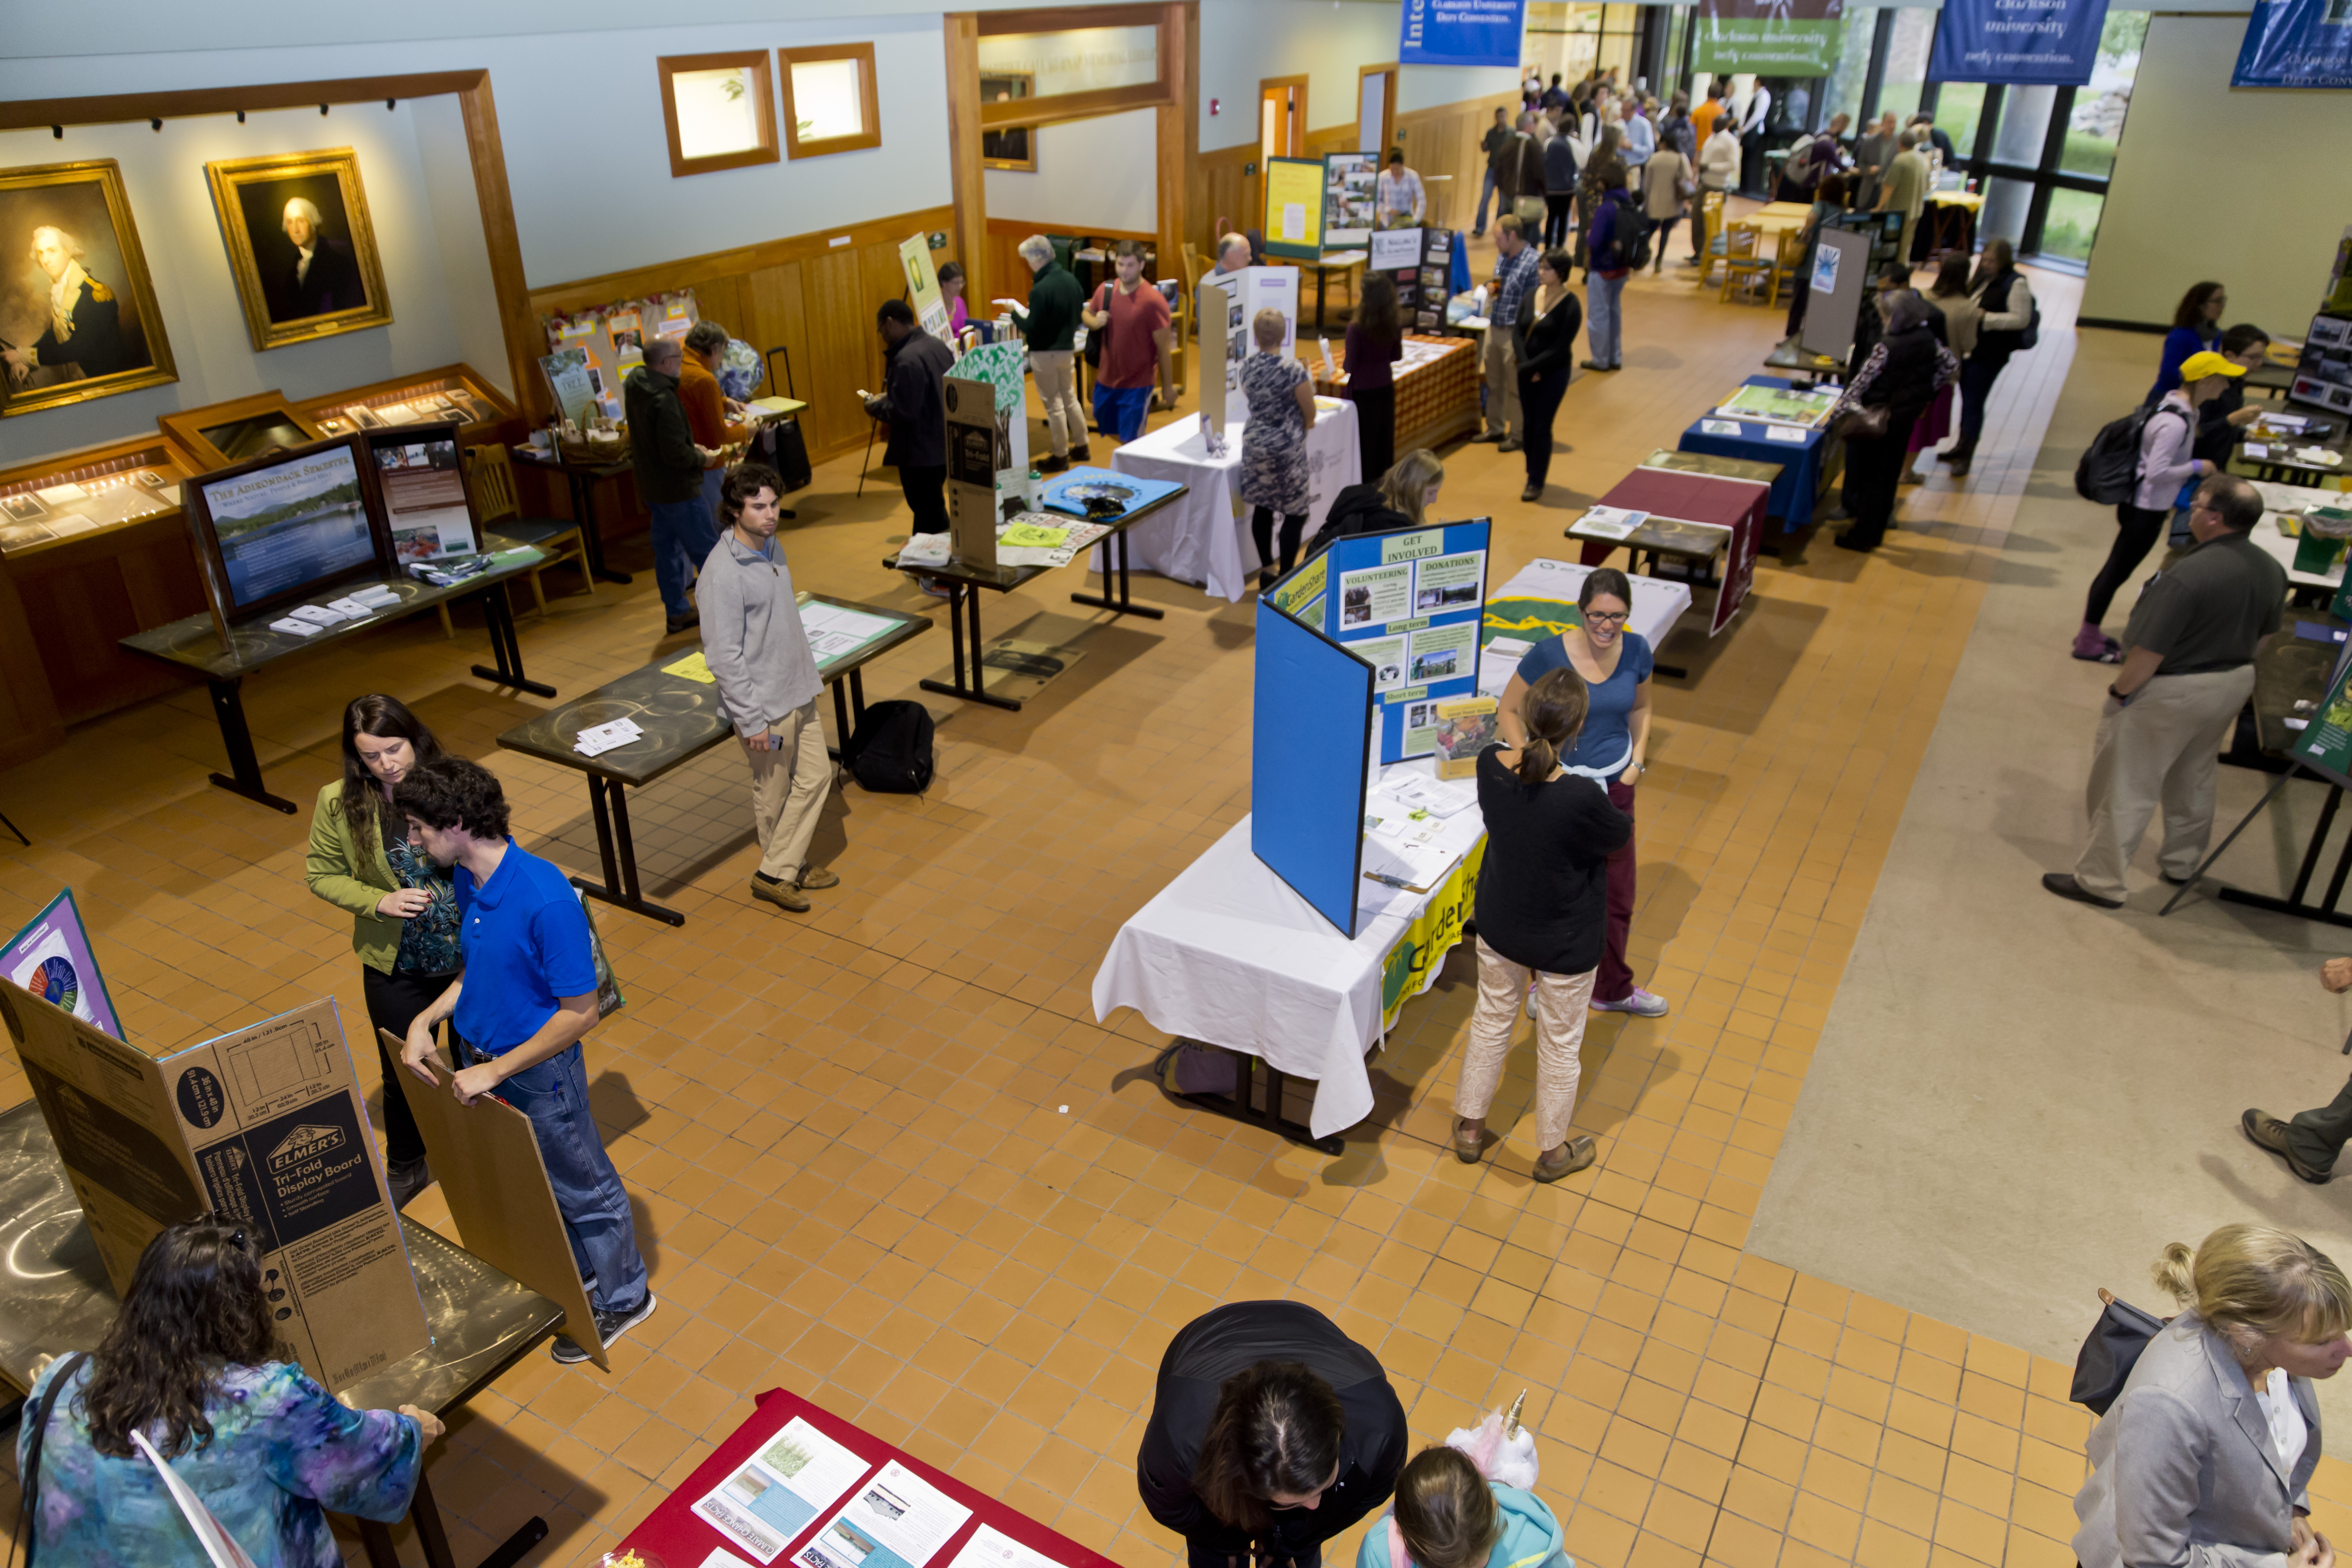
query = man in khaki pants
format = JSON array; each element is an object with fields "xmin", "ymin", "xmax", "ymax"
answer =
[
  {"xmin": 1475, "ymin": 215, "xmax": 1541, "ymax": 452},
  {"xmin": 2045, "ymin": 475, "xmax": 2286, "ymax": 908},
  {"xmin": 699, "ymin": 462, "xmax": 838, "ymax": 913}
]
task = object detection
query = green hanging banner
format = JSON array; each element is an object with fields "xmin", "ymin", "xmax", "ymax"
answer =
[{"xmin": 1694, "ymin": 0, "xmax": 1847, "ymax": 74}]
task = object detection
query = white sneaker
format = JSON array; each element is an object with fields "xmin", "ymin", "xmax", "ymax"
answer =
[{"xmin": 1591, "ymin": 988, "xmax": 1669, "ymax": 1018}]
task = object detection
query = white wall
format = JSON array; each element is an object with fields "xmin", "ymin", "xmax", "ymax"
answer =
[
  {"xmin": 1197, "ymin": 0, "xmax": 1407, "ymax": 152},
  {"xmin": 983, "ymin": 109, "xmax": 1159, "ymax": 233},
  {"xmin": 0, "ymin": 101, "xmax": 502, "ymax": 462},
  {"xmin": 0, "ymin": 19, "xmax": 952, "ymax": 290},
  {"xmin": 1396, "ymin": 65, "xmax": 1524, "ymax": 115},
  {"xmin": 2082, "ymin": 13, "xmax": 2352, "ymax": 331}
]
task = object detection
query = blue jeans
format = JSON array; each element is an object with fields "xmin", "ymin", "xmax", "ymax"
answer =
[
  {"xmin": 1587, "ymin": 273, "xmax": 1625, "ymax": 368},
  {"xmin": 1475, "ymin": 169, "xmax": 1498, "ymax": 233},
  {"xmin": 1093, "ymin": 383, "xmax": 1152, "ymax": 443},
  {"xmin": 458, "ymin": 1037, "xmax": 648, "ymax": 1318},
  {"xmin": 648, "ymin": 495, "xmax": 718, "ymax": 617}
]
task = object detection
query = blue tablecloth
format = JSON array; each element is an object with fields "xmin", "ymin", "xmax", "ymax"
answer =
[{"xmin": 1677, "ymin": 375, "xmax": 1838, "ymax": 531}]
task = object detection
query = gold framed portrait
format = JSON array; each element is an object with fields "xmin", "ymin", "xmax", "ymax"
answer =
[
  {"xmin": 205, "ymin": 147, "xmax": 391, "ymax": 352},
  {"xmin": 0, "ymin": 159, "xmax": 177, "ymax": 420}
]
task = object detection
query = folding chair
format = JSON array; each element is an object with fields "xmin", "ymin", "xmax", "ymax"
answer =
[
  {"xmin": 1694, "ymin": 191, "xmax": 1730, "ymax": 285},
  {"xmin": 463, "ymin": 444, "xmax": 594, "ymax": 620},
  {"xmin": 1719, "ymin": 224, "xmax": 1771, "ymax": 303}
]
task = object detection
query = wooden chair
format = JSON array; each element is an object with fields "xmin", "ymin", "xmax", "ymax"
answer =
[
  {"xmin": 462, "ymin": 444, "xmax": 593, "ymax": 619},
  {"xmin": 1694, "ymin": 191, "xmax": 1729, "ymax": 283},
  {"xmin": 1764, "ymin": 225, "xmax": 1806, "ymax": 309},
  {"xmin": 1718, "ymin": 223, "xmax": 1770, "ymax": 303}
]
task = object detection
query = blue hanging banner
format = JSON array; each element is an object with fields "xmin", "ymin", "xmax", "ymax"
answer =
[
  {"xmin": 1400, "ymin": 0, "xmax": 1528, "ymax": 67},
  {"xmin": 2233, "ymin": 0, "xmax": 2352, "ymax": 87},
  {"xmin": 1928, "ymin": 0, "xmax": 2110, "ymax": 85}
]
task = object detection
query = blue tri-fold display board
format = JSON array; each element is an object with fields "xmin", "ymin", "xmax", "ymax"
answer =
[
  {"xmin": 1251, "ymin": 598, "xmax": 1374, "ymax": 938},
  {"xmin": 1266, "ymin": 518, "xmax": 1492, "ymax": 764}
]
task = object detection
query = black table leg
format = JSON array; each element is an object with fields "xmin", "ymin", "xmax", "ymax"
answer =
[
  {"xmin": 849, "ymin": 668, "xmax": 867, "ymax": 727},
  {"xmin": 0, "ymin": 808, "xmax": 26, "ymax": 846},
  {"xmin": 2217, "ymin": 781, "xmax": 2352, "ymax": 929},
  {"xmin": 470, "ymin": 585, "xmax": 558, "ymax": 699},
  {"xmin": 376, "ymin": 1472, "xmax": 545, "ymax": 1568},
  {"xmin": 920, "ymin": 582, "xmax": 1022, "ymax": 711},
  {"xmin": 204, "ymin": 677, "xmax": 297, "ymax": 813},
  {"xmin": 570, "ymin": 777, "xmax": 686, "ymax": 925},
  {"xmin": 1164, "ymin": 1042, "xmax": 1345, "ymax": 1155},
  {"xmin": 572, "ymin": 471, "xmax": 632, "ymax": 586},
  {"xmin": 828, "ymin": 678, "xmax": 852, "ymax": 763},
  {"xmin": 1070, "ymin": 527, "xmax": 1165, "ymax": 620}
]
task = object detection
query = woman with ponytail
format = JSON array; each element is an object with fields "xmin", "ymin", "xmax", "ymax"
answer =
[
  {"xmin": 1455, "ymin": 665, "xmax": 1630, "ymax": 1181},
  {"xmin": 2074, "ymin": 1225, "xmax": 2352, "ymax": 1568}
]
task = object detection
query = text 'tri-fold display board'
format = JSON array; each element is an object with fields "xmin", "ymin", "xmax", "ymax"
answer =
[
  {"xmin": 381, "ymin": 1030, "xmax": 607, "ymax": 1370},
  {"xmin": 0, "ymin": 984, "xmax": 428, "ymax": 1393}
]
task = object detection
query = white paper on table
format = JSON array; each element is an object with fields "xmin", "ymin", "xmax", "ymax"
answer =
[
  {"xmin": 2245, "ymin": 442, "xmax": 2274, "ymax": 459},
  {"xmin": 691, "ymin": 1416, "xmax": 877, "ymax": 1565},
  {"xmin": 288, "ymin": 603, "xmax": 351, "ymax": 625},
  {"xmin": 326, "ymin": 596, "xmax": 379, "ymax": 619},
  {"xmin": 349, "ymin": 584, "xmax": 401, "ymax": 607},
  {"xmin": 1700, "ymin": 418, "xmax": 1743, "ymax": 437},
  {"xmin": 947, "ymin": 1525, "xmax": 1066, "ymax": 1568},
  {"xmin": 803, "ymin": 603, "xmax": 901, "ymax": 643},
  {"xmin": 1576, "ymin": 506, "xmax": 1647, "ymax": 540},
  {"xmin": 895, "ymin": 534, "xmax": 953, "ymax": 567},
  {"xmin": 700, "ymin": 1552, "xmax": 760, "ymax": 1568},
  {"xmin": 792, "ymin": 1460, "xmax": 974, "ymax": 1568},
  {"xmin": 1764, "ymin": 425, "xmax": 1809, "ymax": 443},
  {"xmin": 270, "ymin": 617, "xmax": 323, "ymax": 638},
  {"xmin": 1484, "ymin": 635, "xmax": 1532, "ymax": 663}
]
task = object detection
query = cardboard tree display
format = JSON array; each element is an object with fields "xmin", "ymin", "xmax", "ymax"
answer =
[
  {"xmin": 944, "ymin": 374, "xmax": 1001, "ymax": 571},
  {"xmin": 0, "ymin": 983, "xmax": 429, "ymax": 1393},
  {"xmin": 381, "ymin": 1030, "xmax": 607, "ymax": 1370}
]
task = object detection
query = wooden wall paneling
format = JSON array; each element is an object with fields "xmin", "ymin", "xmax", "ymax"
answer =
[
  {"xmin": 0, "ymin": 566, "xmax": 64, "ymax": 766},
  {"xmin": 1303, "ymin": 122, "xmax": 1364, "ymax": 159},
  {"xmin": 1395, "ymin": 91, "xmax": 1516, "ymax": 232},
  {"xmin": 746, "ymin": 260, "xmax": 811, "ymax": 410},
  {"xmin": 944, "ymin": 13, "xmax": 989, "ymax": 306},
  {"xmin": 800, "ymin": 247, "xmax": 876, "ymax": 461},
  {"xmin": 1192, "ymin": 144, "xmax": 1252, "ymax": 263},
  {"xmin": 1160, "ymin": 0, "xmax": 1194, "ymax": 387},
  {"xmin": 526, "ymin": 206, "xmax": 957, "ymax": 317}
]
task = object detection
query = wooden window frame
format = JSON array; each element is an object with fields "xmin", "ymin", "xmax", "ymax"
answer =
[
  {"xmin": 657, "ymin": 50, "xmax": 781, "ymax": 179},
  {"xmin": 780, "ymin": 43, "xmax": 882, "ymax": 159}
]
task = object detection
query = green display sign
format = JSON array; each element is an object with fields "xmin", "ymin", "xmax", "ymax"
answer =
[
  {"xmin": 1694, "ymin": 0, "xmax": 1847, "ymax": 75},
  {"xmin": 2293, "ymin": 648, "xmax": 2352, "ymax": 787}
]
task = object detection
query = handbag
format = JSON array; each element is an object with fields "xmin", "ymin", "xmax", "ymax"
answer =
[
  {"xmin": 2071, "ymin": 1289, "xmax": 2167, "ymax": 1415},
  {"xmin": 15, "ymin": 1351, "xmax": 89, "ymax": 1568},
  {"xmin": 1083, "ymin": 286, "xmax": 1110, "ymax": 370},
  {"xmin": 1835, "ymin": 403, "xmax": 1891, "ymax": 440}
]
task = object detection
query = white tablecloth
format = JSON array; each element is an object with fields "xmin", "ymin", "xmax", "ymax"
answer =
[
  {"xmin": 1478, "ymin": 559, "xmax": 1693, "ymax": 695},
  {"xmin": 1096, "ymin": 401, "xmax": 1362, "ymax": 601},
  {"xmin": 1091, "ymin": 761, "xmax": 1488, "ymax": 1139}
]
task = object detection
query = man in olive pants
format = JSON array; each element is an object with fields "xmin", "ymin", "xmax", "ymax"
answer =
[{"xmin": 2245, "ymin": 959, "xmax": 2352, "ymax": 1183}]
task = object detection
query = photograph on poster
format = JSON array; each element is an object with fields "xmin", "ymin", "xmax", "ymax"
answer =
[
  {"xmin": 1352, "ymin": 634, "xmax": 1408, "ymax": 691},
  {"xmin": 206, "ymin": 147, "xmax": 391, "ymax": 351},
  {"xmin": 0, "ymin": 159, "xmax": 176, "ymax": 418},
  {"xmin": 1340, "ymin": 562, "xmax": 1413, "ymax": 626},
  {"xmin": 375, "ymin": 436, "xmax": 477, "ymax": 564},
  {"xmin": 1413, "ymin": 550, "xmax": 1486, "ymax": 611}
]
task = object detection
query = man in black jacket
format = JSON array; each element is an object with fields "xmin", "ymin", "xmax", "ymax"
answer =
[
  {"xmin": 863, "ymin": 301, "xmax": 956, "ymax": 550},
  {"xmin": 1475, "ymin": 107, "xmax": 1512, "ymax": 236},
  {"xmin": 1019, "ymin": 235, "xmax": 1089, "ymax": 472},
  {"xmin": 624, "ymin": 338, "xmax": 724, "ymax": 635},
  {"xmin": 1137, "ymin": 1301, "xmax": 1406, "ymax": 1568}
]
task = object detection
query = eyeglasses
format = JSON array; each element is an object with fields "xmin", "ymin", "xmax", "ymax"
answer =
[{"xmin": 1584, "ymin": 611, "xmax": 1629, "ymax": 626}]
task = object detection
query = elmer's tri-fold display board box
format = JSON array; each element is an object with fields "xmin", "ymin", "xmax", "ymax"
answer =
[{"xmin": 0, "ymin": 982, "xmax": 429, "ymax": 1392}]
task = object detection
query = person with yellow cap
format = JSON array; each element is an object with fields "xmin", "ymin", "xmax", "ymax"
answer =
[{"xmin": 2071, "ymin": 349, "xmax": 2246, "ymax": 666}]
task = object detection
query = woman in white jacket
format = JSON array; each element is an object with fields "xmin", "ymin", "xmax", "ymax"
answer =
[{"xmin": 1692, "ymin": 127, "xmax": 1741, "ymax": 265}]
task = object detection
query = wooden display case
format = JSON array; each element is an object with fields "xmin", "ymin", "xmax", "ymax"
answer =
[
  {"xmin": 0, "ymin": 433, "xmax": 212, "ymax": 759},
  {"xmin": 294, "ymin": 363, "xmax": 519, "ymax": 443},
  {"xmin": 157, "ymin": 391, "xmax": 327, "ymax": 471}
]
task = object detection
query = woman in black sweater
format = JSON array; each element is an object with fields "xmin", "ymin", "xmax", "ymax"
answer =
[
  {"xmin": 1833, "ymin": 288, "xmax": 1958, "ymax": 553},
  {"xmin": 1456, "ymin": 667, "xmax": 1631, "ymax": 1181},
  {"xmin": 1516, "ymin": 249, "xmax": 1583, "ymax": 503}
]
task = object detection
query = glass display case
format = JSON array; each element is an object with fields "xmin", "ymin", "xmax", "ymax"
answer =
[
  {"xmin": 156, "ymin": 391, "xmax": 327, "ymax": 472},
  {"xmin": 0, "ymin": 440, "xmax": 192, "ymax": 558},
  {"xmin": 297, "ymin": 364, "xmax": 518, "ymax": 440}
]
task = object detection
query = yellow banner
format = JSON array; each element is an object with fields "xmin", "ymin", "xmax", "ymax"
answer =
[
  {"xmin": 1264, "ymin": 158, "xmax": 1326, "ymax": 258},
  {"xmin": 1380, "ymin": 836, "xmax": 1485, "ymax": 1031}
]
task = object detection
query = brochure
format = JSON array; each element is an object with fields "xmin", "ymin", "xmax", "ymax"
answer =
[{"xmin": 691, "ymin": 1417, "xmax": 876, "ymax": 1565}]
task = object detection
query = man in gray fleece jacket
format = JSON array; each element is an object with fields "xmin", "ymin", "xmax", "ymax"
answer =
[{"xmin": 699, "ymin": 462, "xmax": 837, "ymax": 914}]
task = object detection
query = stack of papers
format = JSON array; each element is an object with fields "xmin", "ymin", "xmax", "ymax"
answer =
[
  {"xmin": 1576, "ymin": 506, "xmax": 1649, "ymax": 540},
  {"xmin": 993, "ymin": 512, "xmax": 1112, "ymax": 568},
  {"xmin": 1700, "ymin": 418, "xmax": 1744, "ymax": 437},
  {"xmin": 802, "ymin": 600, "xmax": 901, "ymax": 663},
  {"xmin": 268, "ymin": 617, "xmax": 323, "ymax": 638},
  {"xmin": 573, "ymin": 718, "xmax": 643, "ymax": 757},
  {"xmin": 1387, "ymin": 774, "xmax": 1477, "ymax": 817}
]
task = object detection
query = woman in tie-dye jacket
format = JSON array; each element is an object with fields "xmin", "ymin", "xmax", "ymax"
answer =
[{"xmin": 16, "ymin": 1217, "xmax": 441, "ymax": 1568}]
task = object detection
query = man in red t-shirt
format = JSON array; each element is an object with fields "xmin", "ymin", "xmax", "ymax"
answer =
[{"xmin": 1080, "ymin": 241, "xmax": 1174, "ymax": 445}]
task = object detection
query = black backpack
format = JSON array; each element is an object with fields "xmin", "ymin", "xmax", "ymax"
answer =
[
  {"xmin": 1622, "ymin": 206, "xmax": 1655, "ymax": 271},
  {"xmin": 2075, "ymin": 403, "xmax": 2174, "ymax": 505},
  {"xmin": 841, "ymin": 699, "xmax": 934, "ymax": 793}
]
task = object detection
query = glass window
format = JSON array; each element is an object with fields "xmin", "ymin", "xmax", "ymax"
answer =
[
  {"xmin": 2061, "ymin": 10, "xmax": 2146, "ymax": 178},
  {"xmin": 1821, "ymin": 8, "xmax": 1879, "ymax": 123},
  {"xmin": 2039, "ymin": 186, "xmax": 2106, "ymax": 263},
  {"xmin": 1934, "ymin": 82, "xmax": 1988, "ymax": 167},
  {"xmin": 671, "ymin": 65, "xmax": 764, "ymax": 162},
  {"xmin": 789, "ymin": 60, "xmax": 864, "ymax": 143},
  {"xmin": 1877, "ymin": 7, "xmax": 1936, "ymax": 125}
]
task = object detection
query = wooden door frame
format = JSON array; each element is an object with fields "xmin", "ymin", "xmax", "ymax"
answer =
[
  {"xmin": 0, "ymin": 73, "xmax": 540, "ymax": 423},
  {"xmin": 1259, "ymin": 74, "xmax": 1308, "ymax": 159},
  {"xmin": 1359, "ymin": 62, "xmax": 1398, "ymax": 156}
]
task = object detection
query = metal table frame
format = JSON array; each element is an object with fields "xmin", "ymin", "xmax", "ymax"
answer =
[
  {"xmin": 510, "ymin": 449, "xmax": 635, "ymax": 586},
  {"xmin": 1162, "ymin": 1042, "xmax": 1345, "ymax": 1155},
  {"xmin": 496, "ymin": 596, "xmax": 930, "ymax": 927},
  {"xmin": 893, "ymin": 490, "xmax": 1182, "ymax": 713},
  {"xmin": 122, "ymin": 539, "xmax": 559, "ymax": 815}
]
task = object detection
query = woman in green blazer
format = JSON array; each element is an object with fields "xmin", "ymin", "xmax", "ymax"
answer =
[{"xmin": 304, "ymin": 694, "xmax": 459, "ymax": 1209}]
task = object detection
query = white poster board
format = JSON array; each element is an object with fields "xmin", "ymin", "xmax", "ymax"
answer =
[
  {"xmin": 1200, "ymin": 266, "xmax": 1299, "ymax": 421},
  {"xmin": 1369, "ymin": 228, "xmax": 1422, "ymax": 272}
]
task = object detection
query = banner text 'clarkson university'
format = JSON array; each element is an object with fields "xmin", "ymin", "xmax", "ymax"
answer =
[
  {"xmin": 1400, "ymin": 0, "xmax": 1529, "ymax": 67},
  {"xmin": 1930, "ymin": 0, "xmax": 2110, "ymax": 85},
  {"xmin": 1695, "ymin": 0, "xmax": 1847, "ymax": 75}
]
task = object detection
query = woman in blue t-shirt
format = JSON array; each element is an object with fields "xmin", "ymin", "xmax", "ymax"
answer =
[
  {"xmin": 2147, "ymin": 281, "xmax": 2226, "ymax": 405},
  {"xmin": 1496, "ymin": 567, "xmax": 1664, "ymax": 1018}
]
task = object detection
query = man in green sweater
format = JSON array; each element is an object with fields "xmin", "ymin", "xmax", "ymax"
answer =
[{"xmin": 1017, "ymin": 234, "xmax": 1089, "ymax": 473}]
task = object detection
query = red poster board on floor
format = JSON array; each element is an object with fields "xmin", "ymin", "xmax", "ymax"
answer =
[
  {"xmin": 617, "ymin": 1387, "xmax": 1125, "ymax": 1568},
  {"xmin": 1600, "ymin": 467, "xmax": 1770, "ymax": 636}
]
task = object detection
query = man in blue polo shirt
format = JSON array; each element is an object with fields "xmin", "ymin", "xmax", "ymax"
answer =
[{"xmin": 393, "ymin": 757, "xmax": 653, "ymax": 1364}]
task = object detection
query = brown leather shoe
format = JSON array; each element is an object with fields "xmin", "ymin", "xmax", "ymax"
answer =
[
  {"xmin": 797, "ymin": 866, "xmax": 840, "ymax": 891},
  {"xmin": 1532, "ymin": 1134, "xmax": 1596, "ymax": 1183},
  {"xmin": 751, "ymin": 875, "xmax": 810, "ymax": 913},
  {"xmin": 2243, "ymin": 1109, "xmax": 2331, "ymax": 1183},
  {"xmin": 1454, "ymin": 1121, "xmax": 1485, "ymax": 1164}
]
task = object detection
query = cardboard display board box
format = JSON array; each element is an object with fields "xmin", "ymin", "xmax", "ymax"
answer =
[{"xmin": 0, "ymin": 982, "xmax": 430, "ymax": 1393}]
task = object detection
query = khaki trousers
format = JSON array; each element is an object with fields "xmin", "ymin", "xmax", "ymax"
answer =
[
  {"xmin": 748, "ymin": 700, "xmax": 831, "ymax": 882},
  {"xmin": 1481, "ymin": 326, "xmax": 1522, "ymax": 439},
  {"xmin": 1458, "ymin": 935, "xmax": 1597, "ymax": 1152},
  {"xmin": 1032, "ymin": 350, "xmax": 1086, "ymax": 459},
  {"xmin": 2072, "ymin": 666, "xmax": 2254, "ymax": 900}
]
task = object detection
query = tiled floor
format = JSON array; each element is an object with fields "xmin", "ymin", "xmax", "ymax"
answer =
[{"xmin": 5, "ymin": 240, "xmax": 2349, "ymax": 1568}]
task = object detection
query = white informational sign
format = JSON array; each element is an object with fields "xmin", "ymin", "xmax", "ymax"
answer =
[{"xmin": 1369, "ymin": 227, "xmax": 1422, "ymax": 271}]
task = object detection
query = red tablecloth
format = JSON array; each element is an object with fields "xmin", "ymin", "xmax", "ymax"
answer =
[
  {"xmin": 617, "ymin": 1388, "xmax": 1127, "ymax": 1568},
  {"xmin": 1581, "ymin": 467, "xmax": 1769, "ymax": 636}
]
